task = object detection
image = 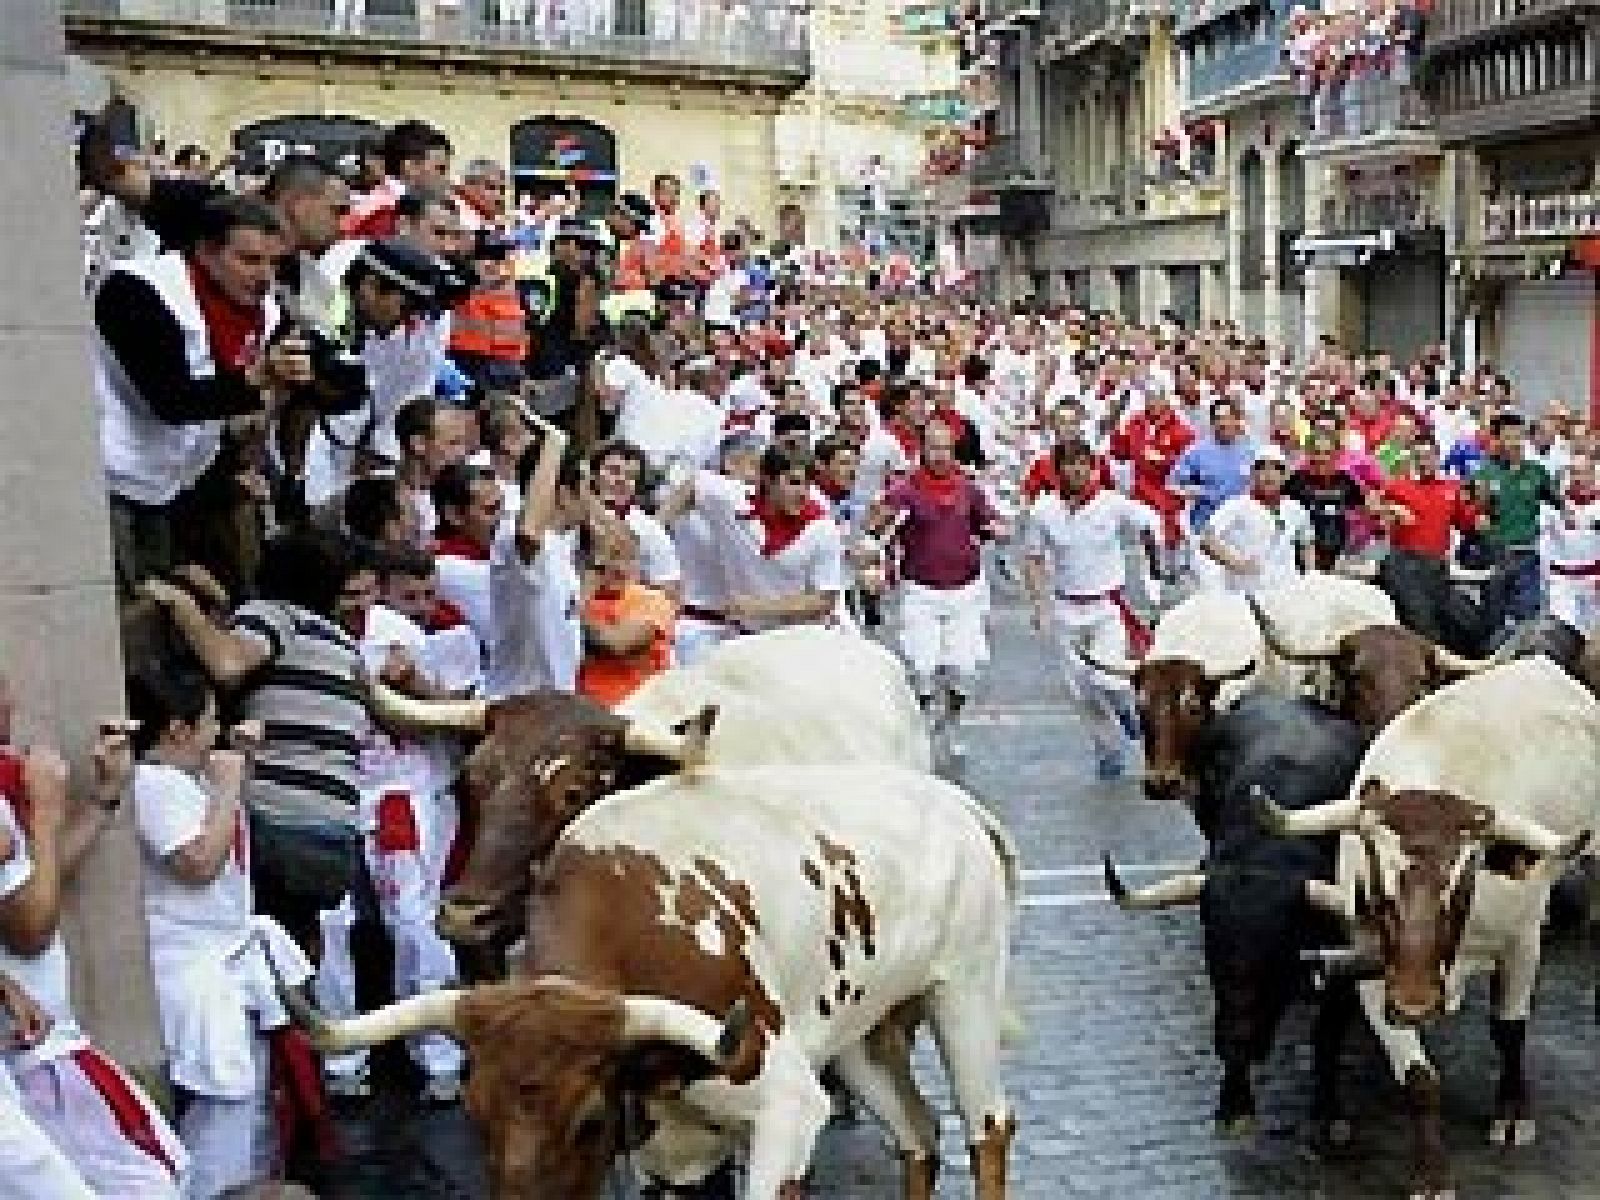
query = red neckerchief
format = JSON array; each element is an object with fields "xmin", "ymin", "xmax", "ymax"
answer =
[
  {"xmin": 432, "ymin": 532, "xmax": 490, "ymax": 562},
  {"xmin": 188, "ymin": 259, "xmax": 266, "ymax": 373},
  {"xmin": 1250, "ymin": 485, "xmax": 1283, "ymax": 512},
  {"xmin": 932, "ymin": 408, "xmax": 966, "ymax": 439},
  {"xmin": 750, "ymin": 493, "xmax": 826, "ymax": 556},
  {"xmin": 888, "ymin": 420, "xmax": 921, "ymax": 458},
  {"xmin": 725, "ymin": 408, "xmax": 767, "ymax": 431},
  {"xmin": 454, "ymin": 186, "xmax": 499, "ymax": 223},
  {"xmin": 909, "ymin": 465, "xmax": 965, "ymax": 508},
  {"xmin": 0, "ymin": 750, "xmax": 24, "ymax": 826},
  {"xmin": 429, "ymin": 599, "xmax": 469, "ymax": 631},
  {"xmin": 814, "ymin": 474, "xmax": 850, "ymax": 502},
  {"xmin": 1568, "ymin": 486, "xmax": 1599, "ymax": 506}
]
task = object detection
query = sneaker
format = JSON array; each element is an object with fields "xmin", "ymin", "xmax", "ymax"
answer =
[
  {"xmin": 325, "ymin": 1067, "xmax": 372, "ymax": 1101},
  {"xmin": 1096, "ymin": 752, "xmax": 1126, "ymax": 781},
  {"xmin": 422, "ymin": 1072, "xmax": 463, "ymax": 1106}
]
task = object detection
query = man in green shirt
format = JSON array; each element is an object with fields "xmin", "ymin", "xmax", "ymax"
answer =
[{"xmin": 1475, "ymin": 411, "xmax": 1562, "ymax": 628}]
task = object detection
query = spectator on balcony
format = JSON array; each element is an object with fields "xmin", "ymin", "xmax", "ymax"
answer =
[{"xmin": 341, "ymin": 120, "xmax": 453, "ymax": 240}]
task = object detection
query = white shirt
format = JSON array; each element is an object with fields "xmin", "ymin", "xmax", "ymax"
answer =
[
  {"xmin": 671, "ymin": 510, "xmax": 731, "ymax": 610},
  {"xmin": 1024, "ymin": 489, "xmax": 1159, "ymax": 612},
  {"xmin": 435, "ymin": 552, "xmax": 493, "ymax": 648},
  {"xmin": 852, "ymin": 427, "xmax": 911, "ymax": 510},
  {"xmin": 693, "ymin": 470, "xmax": 844, "ymax": 629},
  {"xmin": 606, "ymin": 357, "xmax": 723, "ymax": 471},
  {"xmin": 486, "ymin": 521, "xmax": 582, "ymax": 700},
  {"xmin": 134, "ymin": 764, "xmax": 253, "ymax": 965},
  {"xmin": 625, "ymin": 508, "xmax": 683, "ymax": 590},
  {"xmin": 703, "ymin": 267, "xmax": 748, "ymax": 326},
  {"xmin": 1204, "ymin": 493, "xmax": 1314, "ymax": 593},
  {"xmin": 0, "ymin": 794, "xmax": 83, "ymax": 1068}
]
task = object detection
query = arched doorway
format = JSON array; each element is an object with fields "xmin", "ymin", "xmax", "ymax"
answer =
[
  {"xmin": 232, "ymin": 114, "xmax": 381, "ymax": 173},
  {"xmin": 510, "ymin": 117, "xmax": 618, "ymax": 217}
]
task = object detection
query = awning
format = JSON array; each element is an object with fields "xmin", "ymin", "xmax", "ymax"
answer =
[{"xmin": 1291, "ymin": 230, "xmax": 1398, "ymax": 268}]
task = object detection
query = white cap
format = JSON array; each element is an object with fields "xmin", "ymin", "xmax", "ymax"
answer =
[{"xmin": 1253, "ymin": 444, "xmax": 1289, "ymax": 468}]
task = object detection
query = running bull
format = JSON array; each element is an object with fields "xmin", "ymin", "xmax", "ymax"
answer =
[
  {"xmin": 1258, "ymin": 658, "xmax": 1599, "ymax": 1199},
  {"xmin": 281, "ymin": 764, "xmax": 1021, "ymax": 1200},
  {"xmin": 1104, "ymin": 692, "xmax": 1368, "ymax": 1143},
  {"xmin": 1086, "ymin": 573, "xmax": 1392, "ymax": 812}
]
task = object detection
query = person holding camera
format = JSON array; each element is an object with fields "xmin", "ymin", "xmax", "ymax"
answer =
[{"xmin": 95, "ymin": 193, "xmax": 314, "ymax": 593}]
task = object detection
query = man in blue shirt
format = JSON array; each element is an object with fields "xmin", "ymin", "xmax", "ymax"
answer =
[{"xmin": 1171, "ymin": 397, "xmax": 1257, "ymax": 538}]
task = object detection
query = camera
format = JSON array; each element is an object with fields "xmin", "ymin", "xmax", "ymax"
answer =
[{"xmin": 284, "ymin": 323, "xmax": 369, "ymax": 416}]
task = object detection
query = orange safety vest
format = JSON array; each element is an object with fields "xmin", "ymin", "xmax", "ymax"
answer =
[{"xmin": 450, "ymin": 284, "xmax": 530, "ymax": 363}]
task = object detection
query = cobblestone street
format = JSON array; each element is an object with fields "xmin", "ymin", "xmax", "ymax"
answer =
[{"xmin": 333, "ymin": 581, "xmax": 1600, "ymax": 1198}]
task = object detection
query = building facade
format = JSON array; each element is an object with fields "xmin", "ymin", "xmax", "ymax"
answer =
[
  {"xmin": 773, "ymin": 0, "xmax": 962, "ymax": 257},
  {"xmin": 1423, "ymin": 0, "xmax": 1600, "ymax": 417},
  {"xmin": 65, "ymin": 0, "xmax": 810, "ymax": 231}
]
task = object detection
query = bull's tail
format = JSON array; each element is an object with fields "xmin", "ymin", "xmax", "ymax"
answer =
[{"xmin": 955, "ymin": 792, "xmax": 1027, "ymax": 1045}]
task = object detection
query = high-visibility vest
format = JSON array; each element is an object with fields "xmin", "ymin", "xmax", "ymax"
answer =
[{"xmin": 450, "ymin": 283, "xmax": 530, "ymax": 363}]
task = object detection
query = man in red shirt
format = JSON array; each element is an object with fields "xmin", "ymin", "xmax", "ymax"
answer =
[
  {"xmin": 1374, "ymin": 440, "xmax": 1490, "ymax": 649},
  {"xmin": 1108, "ymin": 377, "xmax": 1194, "ymax": 574}
]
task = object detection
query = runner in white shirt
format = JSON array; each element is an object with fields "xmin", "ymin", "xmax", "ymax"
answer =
[
  {"xmin": 1023, "ymin": 437, "xmax": 1162, "ymax": 780},
  {"xmin": 666, "ymin": 434, "xmax": 765, "ymax": 664},
  {"xmin": 1200, "ymin": 444, "xmax": 1314, "ymax": 593},
  {"xmin": 485, "ymin": 420, "xmax": 588, "ymax": 700},
  {"xmin": 589, "ymin": 441, "xmax": 682, "ymax": 603},
  {"xmin": 833, "ymin": 381, "xmax": 909, "ymax": 512},
  {"xmin": 0, "ymin": 702, "xmax": 186, "ymax": 1199},
  {"xmin": 1541, "ymin": 454, "xmax": 1600, "ymax": 637},
  {"xmin": 126, "ymin": 672, "xmax": 313, "ymax": 1198},
  {"xmin": 673, "ymin": 441, "xmax": 845, "ymax": 633}
]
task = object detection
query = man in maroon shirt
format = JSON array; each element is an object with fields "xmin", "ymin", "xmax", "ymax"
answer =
[
  {"xmin": 875, "ymin": 421, "xmax": 1006, "ymax": 753},
  {"xmin": 1374, "ymin": 440, "xmax": 1490, "ymax": 649}
]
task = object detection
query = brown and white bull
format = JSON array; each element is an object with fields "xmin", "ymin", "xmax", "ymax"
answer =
[
  {"xmin": 1084, "ymin": 574, "xmax": 1394, "ymax": 805},
  {"xmin": 1258, "ymin": 658, "xmax": 1599, "ymax": 1198},
  {"xmin": 370, "ymin": 628, "xmax": 933, "ymax": 959},
  {"xmin": 282, "ymin": 764, "xmax": 1020, "ymax": 1200}
]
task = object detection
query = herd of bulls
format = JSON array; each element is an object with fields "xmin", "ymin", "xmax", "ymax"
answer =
[
  {"xmin": 1097, "ymin": 575, "xmax": 1599, "ymax": 1200},
  {"xmin": 276, "ymin": 583, "xmax": 1600, "ymax": 1199}
]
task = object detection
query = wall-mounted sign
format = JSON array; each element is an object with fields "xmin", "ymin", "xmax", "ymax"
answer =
[
  {"xmin": 511, "ymin": 117, "xmax": 619, "ymax": 214},
  {"xmin": 232, "ymin": 114, "xmax": 382, "ymax": 172}
]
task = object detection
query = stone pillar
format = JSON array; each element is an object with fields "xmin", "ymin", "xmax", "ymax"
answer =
[
  {"xmin": 1139, "ymin": 265, "xmax": 1170, "ymax": 327},
  {"xmin": 1262, "ymin": 146, "xmax": 1282, "ymax": 347},
  {"xmin": 1439, "ymin": 146, "xmax": 1462, "ymax": 357},
  {"xmin": 0, "ymin": 5, "xmax": 162, "ymax": 1072},
  {"xmin": 1226, "ymin": 144, "xmax": 1244, "ymax": 325},
  {"xmin": 1302, "ymin": 159, "xmax": 1331, "ymax": 349}
]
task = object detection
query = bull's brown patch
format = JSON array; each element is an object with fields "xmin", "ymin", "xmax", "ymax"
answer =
[
  {"xmin": 801, "ymin": 859, "xmax": 824, "ymax": 889},
  {"xmin": 694, "ymin": 857, "xmax": 762, "ymax": 932},
  {"xmin": 529, "ymin": 843, "xmax": 783, "ymax": 1087},
  {"xmin": 818, "ymin": 995, "xmax": 833, "ymax": 1018},
  {"xmin": 836, "ymin": 979, "xmax": 851, "ymax": 1004},
  {"xmin": 827, "ymin": 939, "xmax": 845, "ymax": 971},
  {"xmin": 817, "ymin": 835, "xmax": 857, "ymax": 867}
]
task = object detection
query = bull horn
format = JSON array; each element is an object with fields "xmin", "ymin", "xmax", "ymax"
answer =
[
  {"xmin": 1334, "ymin": 558, "xmax": 1379, "ymax": 581},
  {"xmin": 365, "ymin": 674, "xmax": 489, "ymax": 737},
  {"xmin": 1245, "ymin": 594, "xmax": 1331, "ymax": 665},
  {"xmin": 1254, "ymin": 785, "xmax": 1365, "ymax": 838},
  {"xmin": 621, "ymin": 993, "xmax": 751, "ymax": 1069},
  {"xmin": 1205, "ymin": 658, "xmax": 1258, "ymax": 685},
  {"xmin": 281, "ymin": 986, "xmax": 463, "ymax": 1054},
  {"xmin": 1450, "ymin": 563, "xmax": 1496, "ymax": 586},
  {"xmin": 623, "ymin": 704, "xmax": 718, "ymax": 768},
  {"xmin": 1079, "ymin": 645, "xmax": 1137, "ymax": 679},
  {"xmin": 1103, "ymin": 854, "xmax": 1204, "ymax": 911},
  {"xmin": 1490, "ymin": 811, "xmax": 1589, "ymax": 860},
  {"xmin": 1428, "ymin": 644, "xmax": 1498, "ymax": 676}
]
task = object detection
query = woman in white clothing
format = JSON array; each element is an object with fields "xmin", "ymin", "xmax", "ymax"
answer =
[
  {"xmin": 126, "ymin": 668, "xmax": 313, "ymax": 1200},
  {"xmin": 1200, "ymin": 445, "xmax": 1314, "ymax": 593}
]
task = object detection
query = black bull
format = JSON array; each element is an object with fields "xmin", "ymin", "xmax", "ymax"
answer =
[{"xmin": 1107, "ymin": 693, "xmax": 1369, "ymax": 1141}]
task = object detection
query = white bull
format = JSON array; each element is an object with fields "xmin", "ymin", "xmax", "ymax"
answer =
[
  {"xmin": 620, "ymin": 625, "xmax": 934, "ymax": 772},
  {"xmin": 1259, "ymin": 657, "xmax": 1600, "ymax": 1198},
  {"xmin": 284, "ymin": 765, "xmax": 1021, "ymax": 1200}
]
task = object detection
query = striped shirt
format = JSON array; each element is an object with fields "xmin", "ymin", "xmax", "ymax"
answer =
[{"xmin": 230, "ymin": 601, "xmax": 368, "ymax": 834}]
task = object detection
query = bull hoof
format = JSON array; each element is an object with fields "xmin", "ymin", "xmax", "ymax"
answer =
[
  {"xmin": 1215, "ymin": 1114, "xmax": 1257, "ymax": 1139},
  {"xmin": 1488, "ymin": 1117, "xmax": 1536, "ymax": 1147}
]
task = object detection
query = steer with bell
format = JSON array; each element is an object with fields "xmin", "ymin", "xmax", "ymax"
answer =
[
  {"xmin": 1258, "ymin": 657, "xmax": 1599, "ymax": 1199},
  {"xmin": 1104, "ymin": 691, "xmax": 1368, "ymax": 1141},
  {"xmin": 282, "ymin": 763, "xmax": 1021, "ymax": 1200}
]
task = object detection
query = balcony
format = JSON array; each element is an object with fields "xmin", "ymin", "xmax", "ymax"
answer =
[
  {"xmin": 1319, "ymin": 187, "xmax": 1437, "ymax": 236},
  {"xmin": 968, "ymin": 134, "xmax": 1052, "ymax": 189},
  {"xmin": 1429, "ymin": 30, "xmax": 1600, "ymax": 142},
  {"xmin": 62, "ymin": 0, "xmax": 811, "ymax": 78},
  {"xmin": 983, "ymin": 0, "xmax": 1046, "ymax": 32},
  {"xmin": 1185, "ymin": 37, "xmax": 1288, "ymax": 115},
  {"xmin": 1426, "ymin": 0, "xmax": 1600, "ymax": 54},
  {"xmin": 1300, "ymin": 72, "xmax": 1439, "ymax": 162}
]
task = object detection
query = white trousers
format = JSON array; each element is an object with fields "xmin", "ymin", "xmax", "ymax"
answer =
[
  {"xmin": 178, "ymin": 1035, "xmax": 274, "ymax": 1200},
  {"xmin": 899, "ymin": 579, "xmax": 988, "ymax": 687},
  {"xmin": 1547, "ymin": 573, "xmax": 1599, "ymax": 638},
  {"xmin": 9, "ymin": 1049, "xmax": 185, "ymax": 1199},
  {"xmin": 1052, "ymin": 602, "xmax": 1136, "ymax": 759},
  {"xmin": 0, "ymin": 1067, "xmax": 95, "ymax": 1200},
  {"xmin": 316, "ymin": 789, "xmax": 464, "ymax": 1080}
]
